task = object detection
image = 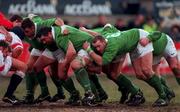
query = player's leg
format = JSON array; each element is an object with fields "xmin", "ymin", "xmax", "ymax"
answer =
[
  {"xmin": 57, "ymin": 61, "xmax": 82, "ymax": 105},
  {"xmin": 131, "ymin": 29, "xmax": 168, "ymax": 107},
  {"xmin": 70, "ymin": 50, "xmax": 97, "ymax": 106},
  {"xmin": 88, "ymin": 74, "xmax": 108, "ymax": 102},
  {"xmin": 25, "ymin": 48, "xmax": 51, "ymax": 104},
  {"xmin": 33, "ymin": 49, "xmax": 65, "ymax": 103},
  {"xmin": 52, "ymin": 49, "xmax": 81, "ymax": 105},
  {"xmin": 21, "ymin": 54, "xmax": 39, "ymax": 104},
  {"xmin": 102, "ymin": 64, "xmax": 129, "ymax": 104},
  {"xmin": 132, "ymin": 52, "xmax": 168, "ymax": 107},
  {"xmin": 109, "ymin": 60, "xmax": 144, "ymax": 106},
  {"xmin": 48, "ymin": 62, "xmax": 65, "ymax": 102},
  {"xmin": 164, "ymin": 35, "xmax": 180, "ymax": 85},
  {"xmin": 3, "ymin": 57, "xmax": 27, "ymax": 105},
  {"xmin": 153, "ymin": 63, "xmax": 175, "ymax": 102}
]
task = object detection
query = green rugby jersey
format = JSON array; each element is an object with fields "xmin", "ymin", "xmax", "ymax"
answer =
[
  {"xmin": 52, "ymin": 25, "xmax": 93, "ymax": 52},
  {"xmin": 152, "ymin": 33, "xmax": 168, "ymax": 56},
  {"xmin": 102, "ymin": 28, "xmax": 139, "ymax": 65}
]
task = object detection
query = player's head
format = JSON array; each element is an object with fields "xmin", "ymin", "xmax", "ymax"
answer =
[
  {"xmin": 21, "ymin": 18, "xmax": 35, "ymax": 38},
  {"xmin": 92, "ymin": 35, "xmax": 107, "ymax": 54},
  {"xmin": 9, "ymin": 14, "xmax": 23, "ymax": 27},
  {"xmin": 0, "ymin": 40, "xmax": 11, "ymax": 56},
  {"xmin": 11, "ymin": 26, "xmax": 25, "ymax": 40},
  {"xmin": 38, "ymin": 27, "xmax": 53, "ymax": 45}
]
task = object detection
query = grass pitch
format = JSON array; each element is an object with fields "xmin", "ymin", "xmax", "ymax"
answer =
[{"xmin": 0, "ymin": 75, "xmax": 179, "ymax": 112}]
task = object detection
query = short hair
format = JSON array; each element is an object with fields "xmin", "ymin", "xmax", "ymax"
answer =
[
  {"xmin": 11, "ymin": 26, "xmax": 25, "ymax": 40},
  {"xmin": 0, "ymin": 40, "xmax": 9, "ymax": 47},
  {"xmin": 92, "ymin": 35, "xmax": 106, "ymax": 44},
  {"xmin": 9, "ymin": 15, "xmax": 23, "ymax": 22},
  {"xmin": 38, "ymin": 27, "xmax": 52, "ymax": 38},
  {"xmin": 0, "ymin": 40, "xmax": 11, "ymax": 52},
  {"xmin": 21, "ymin": 18, "xmax": 34, "ymax": 30}
]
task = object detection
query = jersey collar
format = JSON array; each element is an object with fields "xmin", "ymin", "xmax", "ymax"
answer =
[
  {"xmin": 34, "ymin": 23, "xmax": 37, "ymax": 37},
  {"xmin": 51, "ymin": 26, "xmax": 55, "ymax": 40}
]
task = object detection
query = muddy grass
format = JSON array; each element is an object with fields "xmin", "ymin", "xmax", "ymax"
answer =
[{"xmin": 0, "ymin": 101, "xmax": 179, "ymax": 112}]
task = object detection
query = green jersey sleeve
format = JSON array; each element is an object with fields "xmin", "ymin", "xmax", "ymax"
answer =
[
  {"xmin": 32, "ymin": 16, "xmax": 43, "ymax": 23},
  {"xmin": 102, "ymin": 39, "xmax": 120, "ymax": 65},
  {"xmin": 36, "ymin": 18, "xmax": 56, "ymax": 27},
  {"xmin": 57, "ymin": 35, "xmax": 69, "ymax": 52},
  {"xmin": 147, "ymin": 31, "xmax": 162, "ymax": 42}
]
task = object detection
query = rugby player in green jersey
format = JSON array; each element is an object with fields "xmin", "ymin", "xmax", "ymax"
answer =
[
  {"xmin": 20, "ymin": 14, "xmax": 68, "ymax": 104},
  {"xmin": 140, "ymin": 32, "xmax": 180, "ymax": 85},
  {"xmin": 138, "ymin": 32, "xmax": 180, "ymax": 103},
  {"xmin": 81, "ymin": 25, "xmax": 169, "ymax": 107}
]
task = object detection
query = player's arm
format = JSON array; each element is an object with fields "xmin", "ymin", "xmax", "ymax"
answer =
[
  {"xmin": 0, "ymin": 26, "xmax": 12, "ymax": 40},
  {"xmin": 63, "ymin": 40, "xmax": 77, "ymax": 66},
  {"xmin": 87, "ymin": 62, "xmax": 102, "ymax": 74},
  {"xmin": 147, "ymin": 31, "xmax": 162, "ymax": 42},
  {"xmin": 83, "ymin": 42, "xmax": 117, "ymax": 65},
  {"xmin": 37, "ymin": 17, "xmax": 65, "ymax": 27},
  {"xmin": 140, "ymin": 31, "xmax": 162, "ymax": 47},
  {"xmin": 12, "ymin": 47, "xmax": 23, "ymax": 58},
  {"xmin": 80, "ymin": 27, "xmax": 100, "ymax": 37},
  {"xmin": 0, "ymin": 51, "xmax": 5, "ymax": 69}
]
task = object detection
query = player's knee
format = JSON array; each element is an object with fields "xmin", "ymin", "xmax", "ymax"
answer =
[
  {"xmin": 16, "ymin": 70, "xmax": 25, "ymax": 78},
  {"xmin": 19, "ymin": 63, "xmax": 28, "ymax": 73},
  {"xmin": 70, "ymin": 60, "xmax": 82, "ymax": 71},
  {"xmin": 135, "ymin": 70, "xmax": 146, "ymax": 80},
  {"xmin": 169, "ymin": 63, "xmax": 178, "ymax": 70},
  {"xmin": 142, "ymin": 67, "xmax": 153, "ymax": 76},
  {"xmin": 33, "ymin": 65, "xmax": 39, "ymax": 73},
  {"xmin": 33, "ymin": 64, "xmax": 43, "ymax": 73},
  {"xmin": 111, "ymin": 72, "xmax": 119, "ymax": 80},
  {"xmin": 136, "ymin": 74, "xmax": 147, "ymax": 80}
]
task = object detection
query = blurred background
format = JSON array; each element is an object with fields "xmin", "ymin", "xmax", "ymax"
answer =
[{"xmin": 0, "ymin": 0, "xmax": 180, "ymax": 36}]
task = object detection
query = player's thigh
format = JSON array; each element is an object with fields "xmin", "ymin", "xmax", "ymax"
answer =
[
  {"xmin": 131, "ymin": 57, "xmax": 147, "ymax": 80},
  {"xmin": 153, "ymin": 64, "xmax": 161, "ymax": 76},
  {"xmin": 49, "ymin": 62, "xmax": 58, "ymax": 77},
  {"xmin": 109, "ymin": 62, "xmax": 123, "ymax": 79},
  {"xmin": 28, "ymin": 48, "xmax": 42, "ymax": 68},
  {"xmin": 166, "ymin": 56, "xmax": 179, "ymax": 69},
  {"xmin": 12, "ymin": 58, "xmax": 27, "ymax": 72},
  {"xmin": 70, "ymin": 58, "xmax": 84, "ymax": 70},
  {"xmin": 27, "ymin": 55, "xmax": 39, "ymax": 71},
  {"xmin": 140, "ymin": 52, "xmax": 154, "ymax": 77},
  {"xmin": 34, "ymin": 55, "xmax": 55, "ymax": 72}
]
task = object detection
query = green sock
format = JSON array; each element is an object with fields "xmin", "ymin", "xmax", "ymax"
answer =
[
  {"xmin": 25, "ymin": 72, "xmax": 38, "ymax": 96},
  {"xmin": 116, "ymin": 74, "xmax": 139, "ymax": 95},
  {"xmin": 75, "ymin": 68, "xmax": 91, "ymax": 92},
  {"xmin": 89, "ymin": 74, "xmax": 106, "ymax": 94},
  {"xmin": 175, "ymin": 77, "xmax": 180, "ymax": 85},
  {"xmin": 160, "ymin": 77, "xmax": 172, "ymax": 94},
  {"xmin": 106, "ymin": 73, "xmax": 127, "ymax": 93},
  {"xmin": 160, "ymin": 77, "xmax": 168, "ymax": 88},
  {"xmin": 145, "ymin": 75, "xmax": 166, "ymax": 99},
  {"xmin": 62, "ymin": 78, "xmax": 77, "ymax": 94},
  {"xmin": 90, "ymin": 80, "xmax": 100, "ymax": 101},
  {"xmin": 172, "ymin": 68, "xmax": 180, "ymax": 85},
  {"xmin": 50, "ymin": 75, "xmax": 64, "ymax": 95},
  {"xmin": 36, "ymin": 71, "xmax": 49, "ymax": 95}
]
